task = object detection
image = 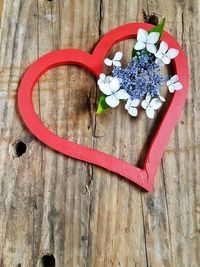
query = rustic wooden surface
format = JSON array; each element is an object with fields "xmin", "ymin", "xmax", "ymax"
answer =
[{"xmin": 0, "ymin": 0, "xmax": 199, "ymax": 266}]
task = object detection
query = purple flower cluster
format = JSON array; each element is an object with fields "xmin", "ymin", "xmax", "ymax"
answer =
[{"xmin": 112, "ymin": 50, "xmax": 166, "ymax": 100}]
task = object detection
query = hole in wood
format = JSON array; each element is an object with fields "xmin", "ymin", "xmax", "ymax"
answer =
[
  {"xmin": 14, "ymin": 140, "xmax": 27, "ymax": 157},
  {"xmin": 147, "ymin": 14, "xmax": 159, "ymax": 25},
  {"xmin": 142, "ymin": 9, "xmax": 159, "ymax": 25},
  {"xmin": 41, "ymin": 254, "xmax": 55, "ymax": 267}
]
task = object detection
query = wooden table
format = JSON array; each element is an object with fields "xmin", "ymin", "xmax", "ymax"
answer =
[{"xmin": 0, "ymin": 0, "xmax": 199, "ymax": 266}]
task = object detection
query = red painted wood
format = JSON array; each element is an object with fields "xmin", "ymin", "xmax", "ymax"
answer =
[{"xmin": 17, "ymin": 23, "xmax": 189, "ymax": 192}]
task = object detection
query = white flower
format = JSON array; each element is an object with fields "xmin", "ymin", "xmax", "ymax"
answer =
[
  {"xmin": 141, "ymin": 94, "xmax": 162, "ymax": 119},
  {"xmin": 166, "ymin": 75, "xmax": 183, "ymax": 93},
  {"xmin": 158, "ymin": 93, "xmax": 166, "ymax": 102},
  {"xmin": 104, "ymin": 51, "xmax": 123, "ymax": 67},
  {"xmin": 134, "ymin": 28, "xmax": 160, "ymax": 54},
  {"xmin": 155, "ymin": 41, "xmax": 179, "ymax": 65},
  {"xmin": 98, "ymin": 77, "xmax": 130, "ymax": 108},
  {"xmin": 97, "ymin": 73, "xmax": 112, "ymax": 85},
  {"xmin": 125, "ymin": 98, "xmax": 140, "ymax": 117}
]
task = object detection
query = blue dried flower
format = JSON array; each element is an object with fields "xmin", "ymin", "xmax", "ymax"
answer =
[{"xmin": 111, "ymin": 50, "xmax": 167, "ymax": 101}]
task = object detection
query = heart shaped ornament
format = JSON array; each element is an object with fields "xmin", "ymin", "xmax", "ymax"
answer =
[{"xmin": 18, "ymin": 23, "xmax": 189, "ymax": 192}]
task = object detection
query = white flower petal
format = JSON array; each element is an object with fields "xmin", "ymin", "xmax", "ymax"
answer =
[
  {"xmin": 104, "ymin": 58, "xmax": 113, "ymax": 66},
  {"xmin": 147, "ymin": 32, "xmax": 160, "ymax": 44},
  {"xmin": 115, "ymin": 89, "xmax": 130, "ymax": 100},
  {"xmin": 131, "ymin": 99, "xmax": 140, "ymax": 107},
  {"xmin": 155, "ymin": 51, "xmax": 163, "ymax": 59},
  {"xmin": 150, "ymin": 98, "xmax": 162, "ymax": 110},
  {"xmin": 146, "ymin": 43, "xmax": 157, "ymax": 54},
  {"xmin": 99, "ymin": 73, "xmax": 106, "ymax": 81},
  {"xmin": 155, "ymin": 58, "xmax": 163, "ymax": 66},
  {"xmin": 146, "ymin": 106, "xmax": 155, "ymax": 119},
  {"xmin": 134, "ymin": 41, "xmax": 146, "ymax": 50},
  {"xmin": 166, "ymin": 80, "xmax": 172, "ymax": 86},
  {"xmin": 113, "ymin": 60, "xmax": 121, "ymax": 67},
  {"xmin": 145, "ymin": 93, "xmax": 151, "ymax": 103},
  {"xmin": 125, "ymin": 98, "xmax": 131, "ymax": 110},
  {"xmin": 166, "ymin": 48, "xmax": 179, "ymax": 59},
  {"xmin": 113, "ymin": 51, "xmax": 123, "ymax": 61},
  {"xmin": 162, "ymin": 55, "xmax": 171, "ymax": 64},
  {"xmin": 105, "ymin": 76, "xmax": 112, "ymax": 83},
  {"xmin": 105, "ymin": 95, "xmax": 119, "ymax": 108},
  {"xmin": 137, "ymin": 28, "xmax": 148, "ymax": 43},
  {"xmin": 168, "ymin": 84, "xmax": 175, "ymax": 93},
  {"xmin": 110, "ymin": 77, "xmax": 120, "ymax": 92},
  {"xmin": 128, "ymin": 107, "xmax": 138, "ymax": 117},
  {"xmin": 173, "ymin": 82, "xmax": 183, "ymax": 90},
  {"xmin": 97, "ymin": 79, "xmax": 102, "ymax": 85},
  {"xmin": 170, "ymin": 74, "xmax": 179, "ymax": 83},
  {"xmin": 159, "ymin": 95, "xmax": 166, "ymax": 102},
  {"xmin": 159, "ymin": 41, "xmax": 168, "ymax": 54},
  {"xmin": 98, "ymin": 73, "xmax": 106, "ymax": 85},
  {"xmin": 141, "ymin": 100, "xmax": 148, "ymax": 109},
  {"xmin": 98, "ymin": 83, "xmax": 112, "ymax": 95}
]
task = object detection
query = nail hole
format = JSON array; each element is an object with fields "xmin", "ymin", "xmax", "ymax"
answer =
[
  {"xmin": 142, "ymin": 10, "xmax": 159, "ymax": 25},
  {"xmin": 147, "ymin": 14, "xmax": 159, "ymax": 25},
  {"xmin": 14, "ymin": 141, "xmax": 27, "ymax": 157},
  {"xmin": 41, "ymin": 254, "xmax": 55, "ymax": 267}
]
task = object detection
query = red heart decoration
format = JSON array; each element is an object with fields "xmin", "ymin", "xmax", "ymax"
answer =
[{"xmin": 18, "ymin": 23, "xmax": 189, "ymax": 192}]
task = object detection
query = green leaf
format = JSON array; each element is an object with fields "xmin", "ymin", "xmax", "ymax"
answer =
[
  {"xmin": 96, "ymin": 94, "xmax": 110, "ymax": 114},
  {"xmin": 148, "ymin": 17, "xmax": 166, "ymax": 36},
  {"xmin": 132, "ymin": 17, "xmax": 166, "ymax": 57}
]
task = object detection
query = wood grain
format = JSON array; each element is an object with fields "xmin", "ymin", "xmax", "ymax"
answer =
[
  {"xmin": 0, "ymin": 0, "xmax": 199, "ymax": 267},
  {"xmin": 0, "ymin": 0, "xmax": 3, "ymax": 22}
]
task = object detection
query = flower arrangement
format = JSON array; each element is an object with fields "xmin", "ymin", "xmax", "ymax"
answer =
[{"xmin": 96, "ymin": 18, "xmax": 183, "ymax": 119}]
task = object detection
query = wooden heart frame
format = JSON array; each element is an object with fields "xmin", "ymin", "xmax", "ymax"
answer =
[{"xmin": 18, "ymin": 23, "xmax": 189, "ymax": 192}]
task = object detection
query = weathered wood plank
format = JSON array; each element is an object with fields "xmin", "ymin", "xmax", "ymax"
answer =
[
  {"xmin": 0, "ymin": 0, "xmax": 3, "ymax": 21},
  {"xmin": 0, "ymin": 0, "xmax": 200, "ymax": 267},
  {"xmin": 34, "ymin": 1, "xmax": 100, "ymax": 266},
  {"xmin": 141, "ymin": 1, "xmax": 200, "ymax": 266},
  {"xmin": 89, "ymin": 1, "xmax": 151, "ymax": 266},
  {"xmin": 0, "ymin": 0, "xmax": 100, "ymax": 266},
  {"xmin": 0, "ymin": 1, "xmax": 41, "ymax": 266}
]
